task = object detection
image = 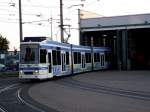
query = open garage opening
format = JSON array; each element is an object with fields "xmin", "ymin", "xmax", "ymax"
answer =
[
  {"xmin": 128, "ymin": 28, "xmax": 150, "ymax": 70},
  {"xmin": 80, "ymin": 30, "xmax": 118, "ymax": 69},
  {"xmin": 81, "ymin": 28, "xmax": 150, "ymax": 70}
]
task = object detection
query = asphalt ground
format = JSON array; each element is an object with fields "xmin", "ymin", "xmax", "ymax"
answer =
[
  {"xmin": 0, "ymin": 77, "xmax": 56, "ymax": 112},
  {"xmin": 29, "ymin": 71, "xmax": 150, "ymax": 112}
]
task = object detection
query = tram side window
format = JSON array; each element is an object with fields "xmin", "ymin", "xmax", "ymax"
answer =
[
  {"xmin": 74, "ymin": 52, "xmax": 78, "ymax": 64},
  {"xmin": 78, "ymin": 52, "xmax": 81, "ymax": 64},
  {"xmin": 40, "ymin": 49, "xmax": 47, "ymax": 63},
  {"xmin": 85, "ymin": 53, "xmax": 91, "ymax": 63},
  {"xmin": 73, "ymin": 52, "xmax": 81, "ymax": 64},
  {"xmin": 97, "ymin": 53, "xmax": 100, "ymax": 62},
  {"xmin": 52, "ymin": 50, "xmax": 57, "ymax": 65},
  {"xmin": 89, "ymin": 53, "xmax": 91, "ymax": 63},
  {"xmin": 94, "ymin": 53, "xmax": 96, "ymax": 62},
  {"xmin": 66, "ymin": 52, "xmax": 69, "ymax": 65},
  {"xmin": 57, "ymin": 51, "xmax": 61, "ymax": 65},
  {"xmin": 94, "ymin": 53, "xmax": 100, "ymax": 62},
  {"xmin": 52, "ymin": 50, "xmax": 61, "ymax": 65}
]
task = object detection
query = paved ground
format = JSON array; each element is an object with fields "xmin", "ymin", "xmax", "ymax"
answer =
[
  {"xmin": 0, "ymin": 77, "xmax": 53, "ymax": 112},
  {"xmin": 29, "ymin": 71, "xmax": 150, "ymax": 112}
]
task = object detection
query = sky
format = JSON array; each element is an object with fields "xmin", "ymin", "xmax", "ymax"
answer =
[{"xmin": 0, "ymin": 0, "xmax": 150, "ymax": 51}]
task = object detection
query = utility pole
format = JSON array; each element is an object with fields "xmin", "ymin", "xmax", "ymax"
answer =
[
  {"xmin": 78, "ymin": 9, "xmax": 81, "ymax": 45},
  {"xmin": 60, "ymin": 0, "xmax": 64, "ymax": 43},
  {"xmin": 19, "ymin": 0, "xmax": 23, "ymax": 42},
  {"xmin": 50, "ymin": 17, "xmax": 53, "ymax": 40}
]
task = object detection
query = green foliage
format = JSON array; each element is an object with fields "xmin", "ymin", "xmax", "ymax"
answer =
[
  {"xmin": 0, "ymin": 34, "xmax": 9, "ymax": 51},
  {"xmin": 0, "ymin": 72, "xmax": 19, "ymax": 77}
]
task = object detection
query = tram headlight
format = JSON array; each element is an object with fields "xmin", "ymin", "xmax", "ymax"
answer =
[
  {"xmin": 20, "ymin": 70, "xmax": 23, "ymax": 74},
  {"xmin": 34, "ymin": 70, "xmax": 39, "ymax": 73}
]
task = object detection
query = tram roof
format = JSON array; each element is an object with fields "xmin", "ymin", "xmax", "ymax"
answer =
[{"xmin": 21, "ymin": 37, "xmax": 110, "ymax": 51}]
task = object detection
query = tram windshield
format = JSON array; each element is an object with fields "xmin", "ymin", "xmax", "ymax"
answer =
[{"xmin": 20, "ymin": 44, "xmax": 39, "ymax": 64}]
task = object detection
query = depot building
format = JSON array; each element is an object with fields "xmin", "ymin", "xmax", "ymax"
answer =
[{"xmin": 79, "ymin": 13, "xmax": 150, "ymax": 70}]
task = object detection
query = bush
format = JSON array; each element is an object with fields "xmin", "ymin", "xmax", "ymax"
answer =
[{"xmin": 0, "ymin": 71, "xmax": 19, "ymax": 78}]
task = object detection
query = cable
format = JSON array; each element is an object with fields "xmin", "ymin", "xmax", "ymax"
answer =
[
  {"xmin": 0, "ymin": 19, "xmax": 18, "ymax": 23},
  {"xmin": 84, "ymin": 0, "xmax": 100, "ymax": 7},
  {"xmin": 0, "ymin": 2, "xmax": 10, "ymax": 4},
  {"xmin": 0, "ymin": 8, "xmax": 16, "ymax": 12},
  {"xmin": 21, "ymin": 4, "xmax": 59, "ymax": 9},
  {"xmin": 23, "ymin": 19, "xmax": 49, "ymax": 24}
]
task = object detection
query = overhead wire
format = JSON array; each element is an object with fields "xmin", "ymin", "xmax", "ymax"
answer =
[
  {"xmin": 0, "ymin": 0, "xmax": 100, "ymax": 39},
  {"xmin": 82, "ymin": 0, "xmax": 100, "ymax": 7}
]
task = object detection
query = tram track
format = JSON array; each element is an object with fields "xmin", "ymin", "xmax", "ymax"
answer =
[
  {"xmin": 0, "ymin": 84, "xmax": 19, "ymax": 112},
  {"xmin": 0, "ymin": 105, "xmax": 7, "ymax": 112},
  {"xmin": 57, "ymin": 78, "xmax": 150, "ymax": 101},
  {"xmin": 17, "ymin": 88, "xmax": 45, "ymax": 112},
  {"xmin": 0, "ymin": 78, "xmax": 49, "ymax": 112}
]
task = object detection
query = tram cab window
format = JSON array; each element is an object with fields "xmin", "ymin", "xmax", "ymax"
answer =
[
  {"xmin": 25, "ymin": 47, "xmax": 35, "ymax": 61},
  {"xmin": 40, "ymin": 49, "xmax": 47, "ymax": 63},
  {"xmin": 20, "ymin": 44, "xmax": 39, "ymax": 64}
]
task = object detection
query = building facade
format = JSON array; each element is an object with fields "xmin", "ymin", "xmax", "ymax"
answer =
[{"xmin": 80, "ymin": 13, "xmax": 150, "ymax": 70}]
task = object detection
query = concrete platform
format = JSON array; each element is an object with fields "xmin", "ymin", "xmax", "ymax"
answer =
[{"xmin": 29, "ymin": 71, "xmax": 150, "ymax": 112}]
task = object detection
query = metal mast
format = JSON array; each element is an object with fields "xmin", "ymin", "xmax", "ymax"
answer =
[
  {"xmin": 60, "ymin": 0, "xmax": 64, "ymax": 42},
  {"xmin": 19, "ymin": 0, "xmax": 23, "ymax": 42}
]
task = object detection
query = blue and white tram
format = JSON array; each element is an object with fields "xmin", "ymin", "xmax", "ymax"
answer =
[
  {"xmin": 19, "ymin": 39, "xmax": 111, "ymax": 79},
  {"xmin": 93, "ymin": 47, "xmax": 107, "ymax": 70},
  {"xmin": 72, "ymin": 45, "xmax": 92, "ymax": 73}
]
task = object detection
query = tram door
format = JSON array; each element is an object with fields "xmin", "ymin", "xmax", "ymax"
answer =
[
  {"xmin": 48, "ymin": 53, "xmax": 52, "ymax": 73},
  {"xmin": 82, "ymin": 54, "xmax": 85, "ymax": 68},
  {"xmin": 100, "ymin": 53, "xmax": 105, "ymax": 68},
  {"xmin": 61, "ymin": 52, "xmax": 66, "ymax": 71}
]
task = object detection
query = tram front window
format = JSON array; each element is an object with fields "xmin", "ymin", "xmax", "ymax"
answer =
[{"xmin": 20, "ymin": 44, "xmax": 39, "ymax": 64}]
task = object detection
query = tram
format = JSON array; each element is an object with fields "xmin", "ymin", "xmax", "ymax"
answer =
[{"xmin": 19, "ymin": 37, "xmax": 111, "ymax": 79}]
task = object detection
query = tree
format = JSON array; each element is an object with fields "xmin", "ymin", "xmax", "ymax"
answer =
[{"xmin": 0, "ymin": 34, "xmax": 9, "ymax": 52}]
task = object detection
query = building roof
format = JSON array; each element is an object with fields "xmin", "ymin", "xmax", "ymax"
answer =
[
  {"xmin": 23, "ymin": 37, "xmax": 47, "ymax": 42},
  {"xmin": 80, "ymin": 13, "xmax": 150, "ymax": 31}
]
